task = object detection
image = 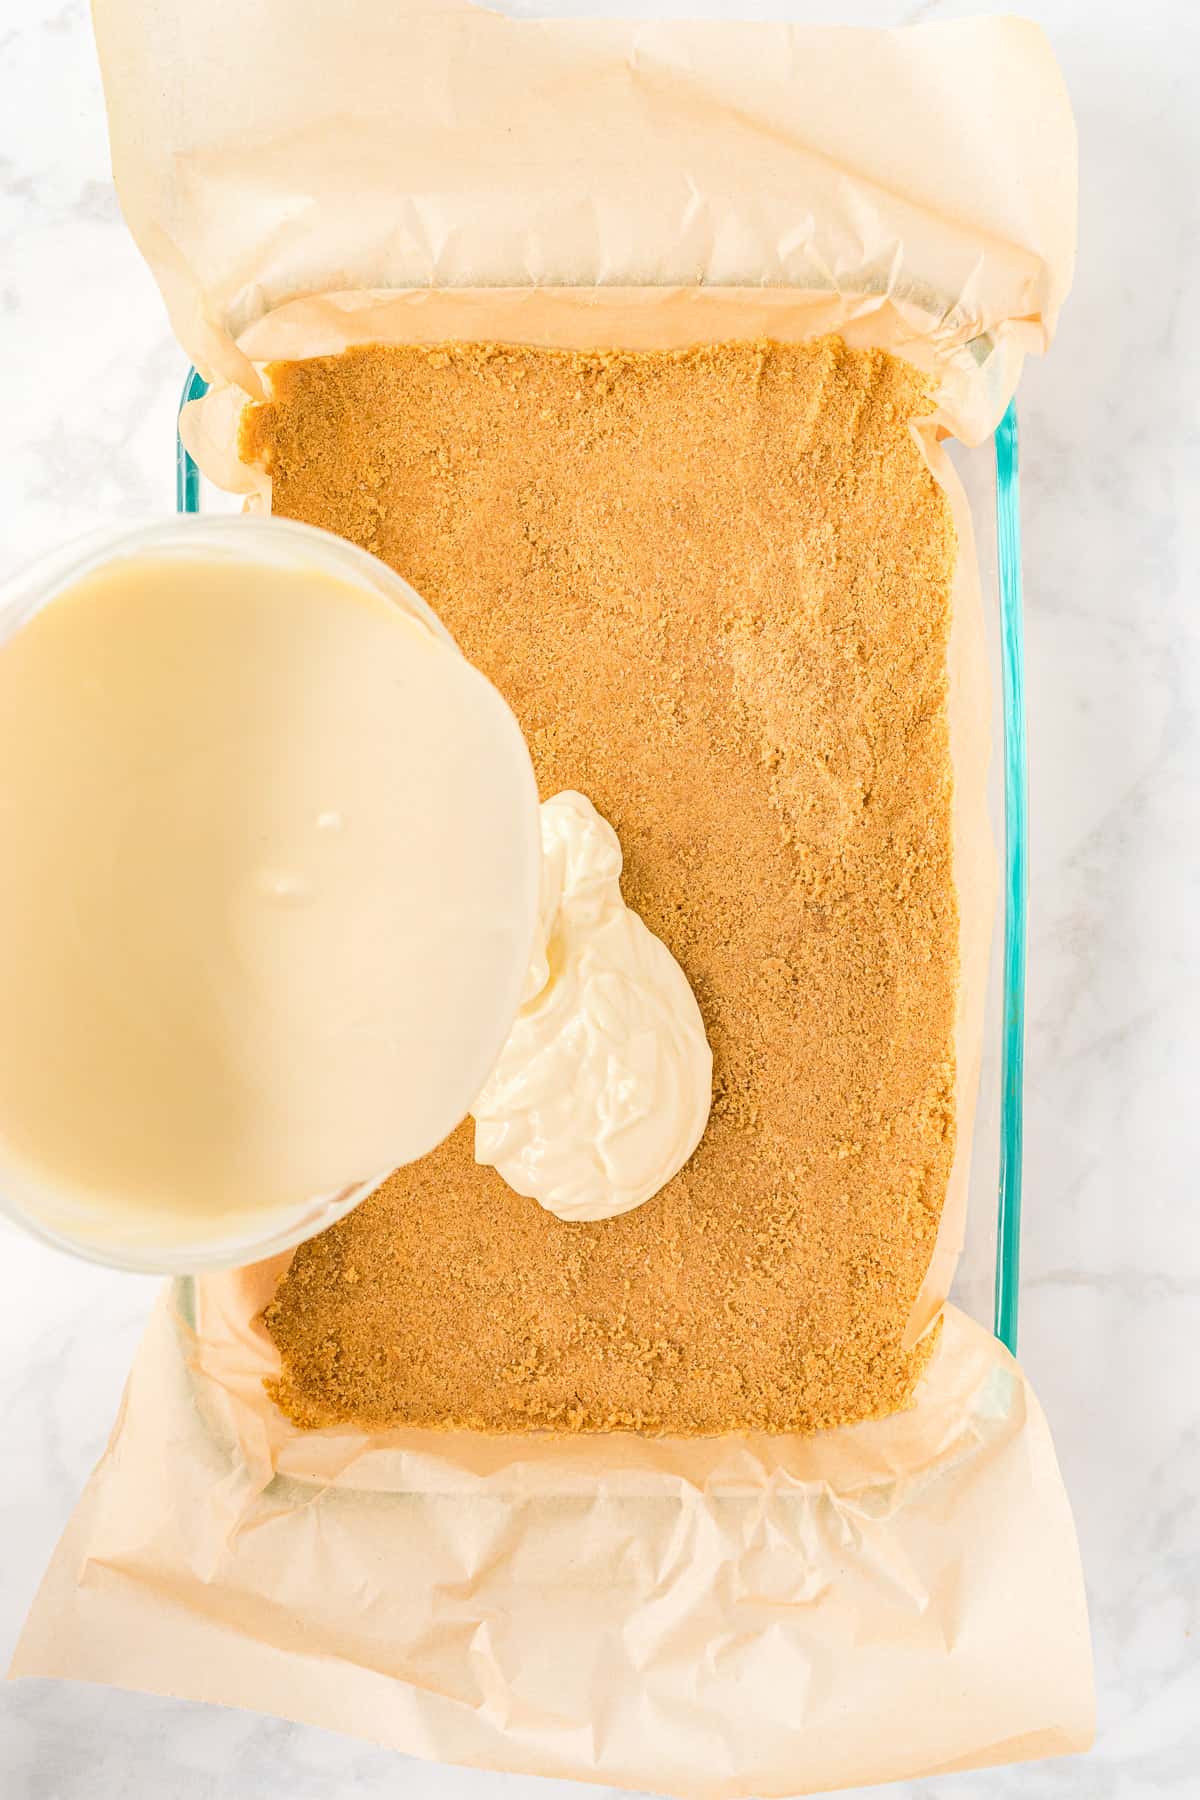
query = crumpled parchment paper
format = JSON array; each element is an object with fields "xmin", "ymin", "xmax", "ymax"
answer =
[{"xmin": 12, "ymin": 4, "xmax": 1091, "ymax": 1792}]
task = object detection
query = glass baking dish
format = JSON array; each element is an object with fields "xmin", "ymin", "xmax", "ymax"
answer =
[{"xmin": 177, "ymin": 367, "xmax": 1026, "ymax": 1353}]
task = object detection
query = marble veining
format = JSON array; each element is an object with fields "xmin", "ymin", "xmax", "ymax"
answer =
[{"xmin": 0, "ymin": 1, "xmax": 1197, "ymax": 1795}]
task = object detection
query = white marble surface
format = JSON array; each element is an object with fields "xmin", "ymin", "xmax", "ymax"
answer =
[{"xmin": 0, "ymin": 1, "xmax": 1197, "ymax": 1795}]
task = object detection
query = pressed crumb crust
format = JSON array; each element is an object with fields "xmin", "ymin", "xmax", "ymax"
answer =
[{"xmin": 242, "ymin": 335, "xmax": 959, "ymax": 1435}]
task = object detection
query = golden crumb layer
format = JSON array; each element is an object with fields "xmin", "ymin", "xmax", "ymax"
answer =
[{"xmin": 242, "ymin": 336, "xmax": 958, "ymax": 1435}]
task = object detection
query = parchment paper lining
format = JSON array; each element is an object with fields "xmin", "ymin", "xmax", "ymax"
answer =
[{"xmin": 13, "ymin": 4, "xmax": 1090, "ymax": 1792}]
